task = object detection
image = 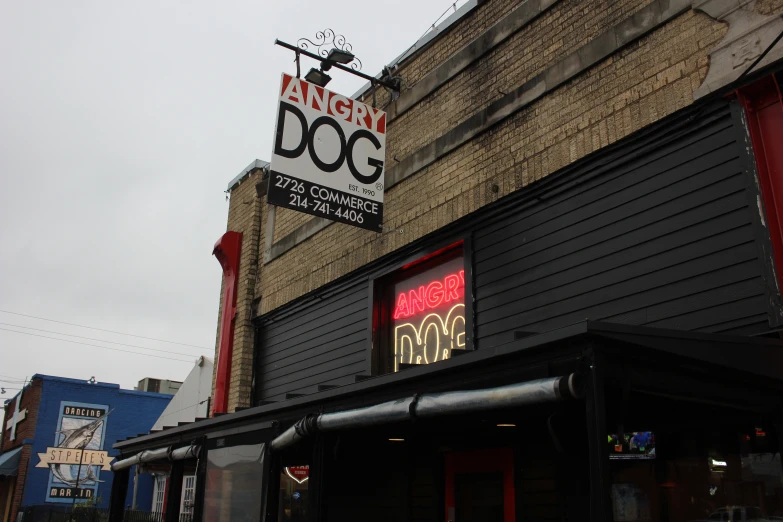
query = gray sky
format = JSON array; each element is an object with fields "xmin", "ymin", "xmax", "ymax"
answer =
[{"xmin": 0, "ymin": 0, "xmax": 467, "ymax": 393}]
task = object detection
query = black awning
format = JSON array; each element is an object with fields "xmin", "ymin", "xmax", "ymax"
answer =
[
  {"xmin": 0, "ymin": 446, "xmax": 22, "ymax": 477},
  {"xmin": 113, "ymin": 322, "xmax": 783, "ymax": 454},
  {"xmin": 580, "ymin": 321, "xmax": 783, "ymax": 381}
]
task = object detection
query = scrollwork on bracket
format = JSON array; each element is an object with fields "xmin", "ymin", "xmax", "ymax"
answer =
[{"xmin": 297, "ymin": 29, "xmax": 363, "ymax": 71}]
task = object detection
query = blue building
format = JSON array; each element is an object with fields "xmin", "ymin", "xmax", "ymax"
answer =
[{"xmin": 0, "ymin": 375, "xmax": 172, "ymax": 521}]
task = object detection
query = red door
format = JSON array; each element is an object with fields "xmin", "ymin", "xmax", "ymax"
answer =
[{"xmin": 445, "ymin": 448, "xmax": 515, "ymax": 522}]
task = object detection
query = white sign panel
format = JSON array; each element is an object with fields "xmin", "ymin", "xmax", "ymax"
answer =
[{"xmin": 267, "ymin": 73, "xmax": 387, "ymax": 231}]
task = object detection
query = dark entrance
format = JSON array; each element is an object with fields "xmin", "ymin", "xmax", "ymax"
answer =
[{"xmin": 445, "ymin": 448, "xmax": 514, "ymax": 522}]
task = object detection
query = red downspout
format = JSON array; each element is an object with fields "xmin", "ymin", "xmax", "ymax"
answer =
[
  {"xmin": 738, "ymin": 75, "xmax": 783, "ymax": 287},
  {"xmin": 212, "ymin": 231, "xmax": 242, "ymax": 415}
]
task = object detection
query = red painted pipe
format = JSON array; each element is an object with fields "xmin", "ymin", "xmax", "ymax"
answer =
[
  {"xmin": 738, "ymin": 76, "xmax": 783, "ymax": 288},
  {"xmin": 212, "ymin": 231, "xmax": 242, "ymax": 415}
]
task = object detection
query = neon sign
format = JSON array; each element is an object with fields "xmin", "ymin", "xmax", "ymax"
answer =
[
  {"xmin": 394, "ymin": 304, "xmax": 465, "ymax": 371},
  {"xmin": 393, "ymin": 271, "xmax": 464, "ymax": 320},
  {"xmin": 284, "ymin": 465, "xmax": 310, "ymax": 484},
  {"xmin": 389, "ymin": 254, "xmax": 466, "ymax": 372}
]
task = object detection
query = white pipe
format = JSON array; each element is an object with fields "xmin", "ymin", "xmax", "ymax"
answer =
[
  {"xmin": 270, "ymin": 374, "xmax": 581, "ymax": 452},
  {"xmin": 111, "ymin": 444, "xmax": 200, "ymax": 472}
]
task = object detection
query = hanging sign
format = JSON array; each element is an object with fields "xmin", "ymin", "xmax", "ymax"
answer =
[{"xmin": 267, "ymin": 73, "xmax": 386, "ymax": 232}]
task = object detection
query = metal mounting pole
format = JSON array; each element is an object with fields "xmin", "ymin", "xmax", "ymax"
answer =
[
  {"xmin": 274, "ymin": 39, "xmax": 400, "ymax": 91},
  {"xmin": 70, "ymin": 442, "xmax": 87, "ymax": 520}
]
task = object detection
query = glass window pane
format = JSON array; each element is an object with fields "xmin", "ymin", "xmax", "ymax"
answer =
[
  {"xmin": 278, "ymin": 465, "xmax": 309, "ymax": 522},
  {"xmin": 391, "ymin": 254, "xmax": 465, "ymax": 371},
  {"xmin": 202, "ymin": 443, "xmax": 265, "ymax": 522},
  {"xmin": 608, "ymin": 394, "xmax": 783, "ymax": 522}
]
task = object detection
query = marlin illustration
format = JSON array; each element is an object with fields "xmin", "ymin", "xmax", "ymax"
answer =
[{"xmin": 51, "ymin": 409, "xmax": 113, "ymax": 487}]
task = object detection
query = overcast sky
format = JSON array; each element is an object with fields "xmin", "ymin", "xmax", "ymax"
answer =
[{"xmin": 0, "ymin": 0, "xmax": 467, "ymax": 394}]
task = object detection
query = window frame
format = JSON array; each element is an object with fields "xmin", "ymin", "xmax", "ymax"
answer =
[
  {"xmin": 368, "ymin": 235, "xmax": 475, "ymax": 376},
  {"xmin": 202, "ymin": 431, "xmax": 270, "ymax": 522}
]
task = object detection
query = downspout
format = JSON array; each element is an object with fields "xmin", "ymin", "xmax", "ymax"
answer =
[{"xmin": 212, "ymin": 231, "xmax": 242, "ymax": 415}]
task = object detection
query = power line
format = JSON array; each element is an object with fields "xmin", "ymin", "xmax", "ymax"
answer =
[
  {"xmin": 0, "ymin": 310, "xmax": 210, "ymax": 350},
  {"xmin": 0, "ymin": 322, "xmax": 203, "ymax": 358},
  {"xmin": 0, "ymin": 327, "xmax": 195, "ymax": 363},
  {"xmin": 159, "ymin": 398, "xmax": 209, "ymax": 419},
  {"xmin": 0, "ymin": 379, "xmax": 27, "ymax": 384}
]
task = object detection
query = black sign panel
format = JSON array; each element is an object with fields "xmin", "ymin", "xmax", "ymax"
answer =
[{"xmin": 267, "ymin": 170, "xmax": 383, "ymax": 231}]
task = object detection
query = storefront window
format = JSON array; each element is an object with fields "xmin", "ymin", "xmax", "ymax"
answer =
[
  {"xmin": 608, "ymin": 394, "xmax": 783, "ymax": 522},
  {"xmin": 381, "ymin": 247, "xmax": 466, "ymax": 372},
  {"xmin": 278, "ymin": 465, "xmax": 309, "ymax": 522},
  {"xmin": 202, "ymin": 440, "xmax": 266, "ymax": 522}
]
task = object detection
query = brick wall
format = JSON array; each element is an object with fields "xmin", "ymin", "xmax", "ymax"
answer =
[
  {"xmin": 214, "ymin": 0, "xmax": 783, "ymax": 404},
  {"xmin": 1, "ymin": 379, "xmax": 42, "ymax": 451},
  {"xmin": 2, "ymin": 379, "xmax": 42, "ymax": 522},
  {"xmin": 258, "ymin": 0, "xmax": 762, "ymax": 313},
  {"xmin": 211, "ymin": 170, "xmax": 264, "ymax": 412}
]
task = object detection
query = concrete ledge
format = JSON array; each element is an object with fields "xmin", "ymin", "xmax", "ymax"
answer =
[
  {"xmin": 266, "ymin": 0, "xmax": 694, "ymax": 263},
  {"xmin": 265, "ymin": 216, "xmax": 332, "ymax": 263},
  {"xmin": 386, "ymin": 0, "xmax": 690, "ymax": 192},
  {"xmin": 387, "ymin": 0, "xmax": 560, "ymax": 120}
]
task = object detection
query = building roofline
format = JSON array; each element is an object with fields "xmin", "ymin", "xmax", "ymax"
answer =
[
  {"xmin": 226, "ymin": 159, "xmax": 269, "ymax": 193},
  {"xmin": 350, "ymin": 0, "xmax": 481, "ymax": 100},
  {"xmin": 24, "ymin": 374, "xmax": 176, "ymax": 398}
]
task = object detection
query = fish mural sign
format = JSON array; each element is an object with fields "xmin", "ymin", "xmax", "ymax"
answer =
[{"xmin": 36, "ymin": 402, "xmax": 113, "ymax": 503}]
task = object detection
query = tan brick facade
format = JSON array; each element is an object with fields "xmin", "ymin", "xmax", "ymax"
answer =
[
  {"xmin": 214, "ymin": 0, "xmax": 783, "ymax": 410},
  {"xmin": 212, "ymin": 171, "xmax": 264, "ymax": 412}
]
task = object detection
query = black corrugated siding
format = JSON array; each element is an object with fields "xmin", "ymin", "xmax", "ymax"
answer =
[
  {"xmin": 472, "ymin": 102, "xmax": 769, "ymax": 348},
  {"xmin": 256, "ymin": 283, "xmax": 369, "ymax": 401},
  {"xmin": 255, "ymin": 100, "xmax": 774, "ymax": 402}
]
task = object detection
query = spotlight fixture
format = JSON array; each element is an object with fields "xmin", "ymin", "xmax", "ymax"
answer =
[
  {"xmin": 497, "ymin": 423, "xmax": 516, "ymax": 427},
  {"xmin": 326, "ymin": 48, "xmax": 355, "ymax": 65},
  {"xmin": 388, "ymin": 438, "xmax": 405, "ymax": 442},
  {"xmin": 304, "ymin": 67, "xmax": 332, "ymax": 87}
]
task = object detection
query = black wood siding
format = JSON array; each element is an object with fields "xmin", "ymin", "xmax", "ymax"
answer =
[
  {"xmin": 255, "ymin": 100, "xmax": 776, "ymax": 403},
  {"xmin": 255, "ymin": 283, "xmax": 369, "ymax": 401},
  {"xmin": 472, "ymin": 102, "xmax": 771, "ymax": 349}
]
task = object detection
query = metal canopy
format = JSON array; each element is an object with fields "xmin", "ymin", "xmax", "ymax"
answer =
[
  {"xmin": 113, "ymin": 321, "xmax": 783, "ymax": 454},
  {"xmin": 0, "ymin": 446, "xmax": 22, "ymax": 477},
  {"xmin": 580, "ymin": 321, "xmax": 783, "ymax": 381}
]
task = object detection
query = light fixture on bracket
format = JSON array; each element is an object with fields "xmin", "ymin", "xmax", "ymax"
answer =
[
  {"xmin": 274, "ymin": 28, "xmax": 400, "ymax": 105},
  {"xmin": 325, "ymin": 47, "xmax": 355, "ymax": 65},
  {"xmin": 304, "ymin": 67, "xmax": 332, "ymax": 88},
  {"xmin": 304, "ymin": 47, "xmax": 355, "ymax": 87}
]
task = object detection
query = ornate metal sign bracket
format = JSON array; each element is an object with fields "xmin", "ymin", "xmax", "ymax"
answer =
[
  {"xmin": 296, "ymin": 29, "xmax": 363, "ymax": 72},
  {"xmin": 275, "ymin": 29, "xmax": 401, "ymax": 96}
]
